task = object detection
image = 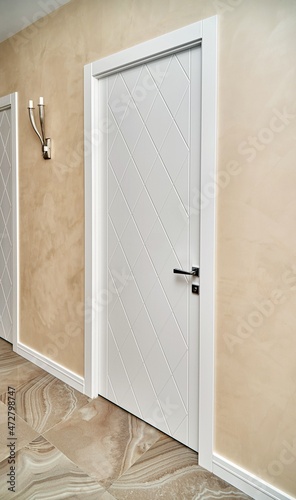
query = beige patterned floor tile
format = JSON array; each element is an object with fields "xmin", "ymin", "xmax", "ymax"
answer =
[
  {"xmin": 0, "ymin": 435, "xmax": 106, "ymax": 499},
  {"xmin": 108, "ymin": 435, "xmax": 252, "ymax": 499},
  {"xmin": 0, "ymin": 372, "xmax": 91, "ymax": 434},
  {"xmin": 0, "ymin": 339, "xmax": 12, "ymax": 355},
  {"xmin": 100, "ymin": 492, "xmax": 119, "ymax": 500},
  {"xmin": 44, "ymin": 396, "xmax": 163, "ymax": 488},
  {"xmin": 0, "ymin": 350, "xmax": 46, "ymax": 394},
  {"xmin": 0, "ymin": 401, "xmax": 38, "ymax": 462}
]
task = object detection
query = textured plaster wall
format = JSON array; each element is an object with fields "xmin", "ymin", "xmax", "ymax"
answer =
[
  {"xmin": 0, "ymin": 0, "xmax": 295, "ymax": 495},
  {"xmin": 215, "ymin": 1, "xmax": 296, "ymax": 495}
]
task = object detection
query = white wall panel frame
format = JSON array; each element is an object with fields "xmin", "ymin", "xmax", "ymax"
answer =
[{"xmin": 84, "ymin": 16, "xmax": 217, "ymax": 472}]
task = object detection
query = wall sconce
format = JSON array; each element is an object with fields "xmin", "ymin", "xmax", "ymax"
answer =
[{"xmin": 27, "ymin": 97, "xmax": 51, "ymax": 159}]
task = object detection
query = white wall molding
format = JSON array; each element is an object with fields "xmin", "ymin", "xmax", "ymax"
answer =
[
  {"xmin": 198, "ymin": 14, "xmax": 217, "ymax": 472},
  {"xmin": 213, "ymin": 454, "xmax": 295, "ymax": 500},
  {"xmin": 16, "ymin": 342, "xmax": 84, "ymax": 394}
]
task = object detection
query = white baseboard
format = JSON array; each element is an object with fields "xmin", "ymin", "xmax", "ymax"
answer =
[
  {"xmin": 213, "ymin": 454, "xmax": 295, "ymax": 500},
  {"xmin": 15, "ymin": 342, "xmax": 85, "ymax": 394}
]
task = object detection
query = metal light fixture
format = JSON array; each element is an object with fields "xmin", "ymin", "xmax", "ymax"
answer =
[{"xmin": 27, "ymin": 97, "xmax": 51, "ymax": 159}]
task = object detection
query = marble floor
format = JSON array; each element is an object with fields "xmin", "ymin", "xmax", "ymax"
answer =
[{"xmin": 0, "ymin": 338, "xmax": 252, "ymax": 499}]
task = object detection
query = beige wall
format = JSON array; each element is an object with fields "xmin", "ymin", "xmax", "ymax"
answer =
[
  {"xmin": 0, "ymin": 0, "xmax": 295, "ymax": 495},
  {"xmin": 215, "ymin": 1, "xmax": 296, "ymax": 495}
]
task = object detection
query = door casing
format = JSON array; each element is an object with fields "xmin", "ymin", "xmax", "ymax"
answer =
[{"xmin": 84, "ymin": 17, "xmax": 217, "ymax": 472}]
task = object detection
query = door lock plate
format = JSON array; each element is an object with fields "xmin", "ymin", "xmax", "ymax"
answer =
[{"xmin": 192, "ymin": 284, "xmax": 199, "ymax": 295}]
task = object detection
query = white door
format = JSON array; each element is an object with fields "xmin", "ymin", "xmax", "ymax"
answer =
[
  {"xmin": 0, "ymin": 105, "xmax": 14, "ymax": 343},
  {"xmin": 100, "ymin": 45, "xmax": 201, "ymax": 451},
  {"xmin": 85, "ymin": 17, "xmax": 217, "ymax": 466}
]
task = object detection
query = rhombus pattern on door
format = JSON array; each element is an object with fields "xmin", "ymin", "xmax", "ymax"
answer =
[
  {"xmin": 105, "ymin": 49, "xmax": 194, "ymax": 444},
  {"xmin": 0, "ymin": 109, "xmax": 12, "ymax": 343}
]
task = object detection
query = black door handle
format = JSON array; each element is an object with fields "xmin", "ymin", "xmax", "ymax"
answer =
[{"xmin": 173, "ymin": 267, "xmax": 199, "ymax": 277}]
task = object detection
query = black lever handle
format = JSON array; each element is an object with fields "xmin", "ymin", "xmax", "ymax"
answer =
[{"xmin": 173, "ymin": 267, "xmax": 199, "ymax": 277}]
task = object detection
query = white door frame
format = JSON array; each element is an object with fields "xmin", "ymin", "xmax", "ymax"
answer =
[
  {"xmin": 84, "ymin": 17, "xmax": 217, "ymax": 472},
  {"xmin": 0, "ymin": 92, "xmax": 19, "ymax": 348}
]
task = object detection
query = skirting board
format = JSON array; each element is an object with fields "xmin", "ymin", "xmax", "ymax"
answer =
[
  {"xmin": 213, "ymin": 454, "xmax": 295, "ymax": 500},
  {"xmin": 15, "ymin": 342, "xmax": 85, "ymax": 394}
]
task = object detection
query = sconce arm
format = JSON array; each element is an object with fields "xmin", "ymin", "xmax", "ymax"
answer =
[
  {"xmin": 38, "ymin": 104, "xmax": 46, "ymax": 144},
  {"xmin": 28, "ymin": 107, "xmax": 44, "ymax": 146}
]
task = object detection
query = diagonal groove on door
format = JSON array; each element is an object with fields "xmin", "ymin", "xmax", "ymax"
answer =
[
  {"xmin": 108, "ymin": 100, "xmax": 189, "ymax": 271},
  {"xmin": 145, "ymin": 55, "xmax": 190, "ymax": 147},
  {"xmin": 108, "ymin": 209, "xmax": 187, "ymax": 378},
  {"xmin": 107, "ymin": 153, "xmax": 189, "ymax": 346},
  {"xmin": 106, "ymin": 65, "xmax": 190, "ymax": 386},
  {"xmin": 108, "ymin": 67, "xmax": 147, "ymax": 154},
  {"xmin": 108, "ymin": 158, "xmax": 189, "ymax": 347},
  {"xmin": 107, "ymin": 202, "xmax": 189, "ymax": 421},
  {"xmin": 108, "ymin": 320, "xmax": 143, "ymax": 417},
  {"xmin": 108, "ymin": 260, "xmax": 176, "ymax": 432},
  {"xmin": 103, "ymin": 44, "xmax": 201, "ymax": 443},
  {"xmin": 108, "ymin": 58, "xmax": 190, "ymax": 216},
  {"xmin": 108, "ymin": 153, "xmax": 186, "ymax": 276}
]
